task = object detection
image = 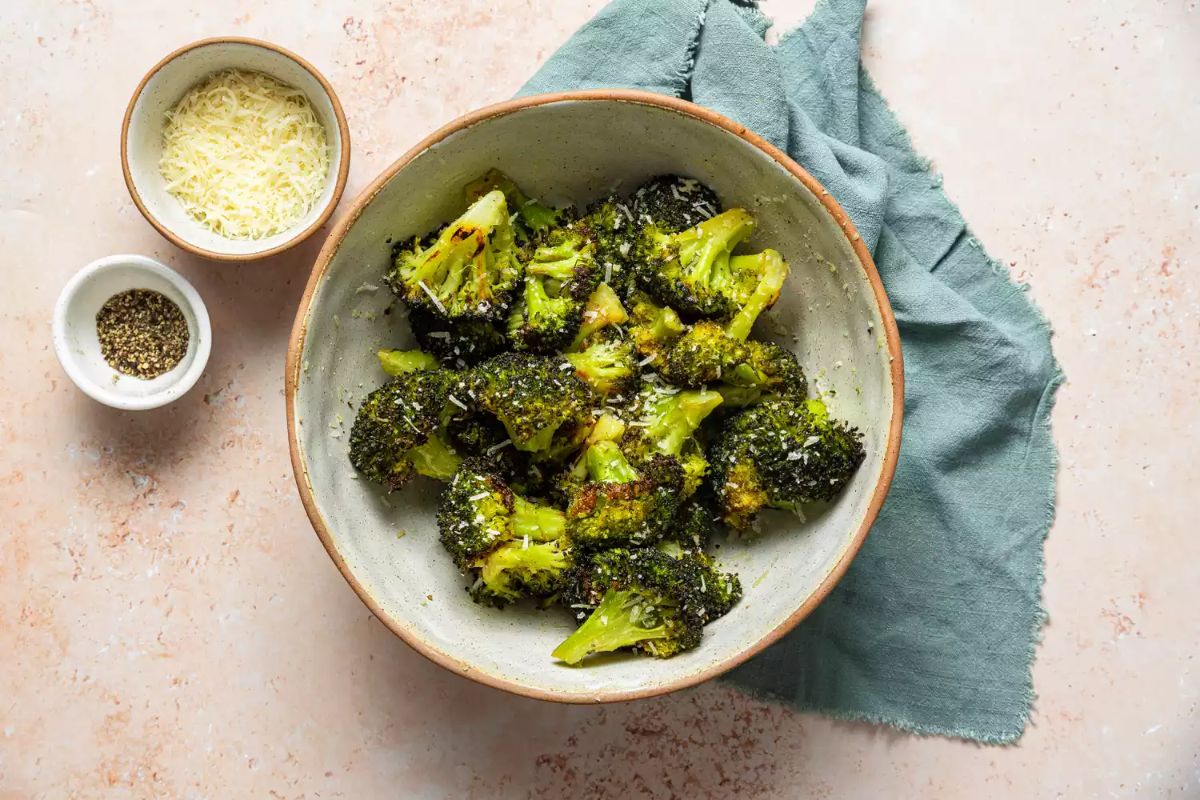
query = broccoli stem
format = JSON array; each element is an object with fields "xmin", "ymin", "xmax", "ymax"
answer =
[
  {"xmin": 408, "ymin": 430, "xmax": 462, "ymax": 481},
  {"xmin": 645, "ymin": 390, "xmax": 724, "ymax": 456},
  {"xmin": 585, "ymin": 440, "xmax": 639, "ymax": 483},
  {"xmin": 725, "ymin": 249, "xmax": 787, "ymax": 341},
  {"xmin": 377, "ymin": 349, "xmax": 440, "ymax": 376},
  {"xmin": 552, "ymin": 588, "xmax": 669, "ymax": 665},
  {"xmin": 512, "ymin": 497, "xmax": 567, "ymax": 542}
]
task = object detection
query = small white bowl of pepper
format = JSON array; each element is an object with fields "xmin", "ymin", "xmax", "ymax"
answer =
[{"xmin": 53, "ymin": 254, "xmax": 211, "ymax": 410}]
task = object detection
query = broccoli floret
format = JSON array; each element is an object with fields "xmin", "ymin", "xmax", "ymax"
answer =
[
  {"xmin": 406, "ymin": 307, "xmax": 506, "ymax": 368},
  {"xmin": 568, "ymin": 282, "xmax": 629, "ymax": 351},
  {"xmin": 525, "ymin": 227, "xmax": 602, "ymax": 301},
  {"xmin": 709, "ymin": 397, "xmax": 865, "ymax": 530},
  {"xmin": 553, "ymin": 546, "xmax": 738, "ymax": 664},
  {"xmin": 626, "ymin": 289, "xmax": 685, "ymax": 365},
  {"xmin": 632, "ymin": 175, "xmax": 720, "ymax": 233},
  {"xmin": 666, "ymin": 498, "xmax": 719, "ymax": 551},
  {"xmin": 377, "ymin": 348, "xmax": 441, "ymax": 376},
  {"xmin": 566, "ymin": 441, "xmax": 682, "ymax": 550},
  {"xmin": 574, "ymin": 194, "xmax": 642, "ymax": 298},
  {"xmin": 722, "ymin": 249, "xmax": 789, "ymax": 341},
  {"xmin": 469, "ymin": 353, "xmax": 593, "ymax": 452},
  {"xmin": 505, "ymin": 274, "xmax": 582, "ymax": 353},
  {"xmin": 633, "ymin": 208, "xmax": 757, "ymax": 317},
  {"xmin": 463, "ymin": 169, "xmax": 569, "ymax": 243},
  {"xmin": 387, "ymin": 189, "xmax": 523, "ymax": 320},
  {"xmin": 620, "ymin": 385, "xmax": 723, "ymax": 497},
  {"xmin": 663, "ymin": 321, "xmax": 807, "ymax": 401},
  {"xmin": 348, "ymin": 369, "xmax": 463, "ymax": 489},
  {"xmin": 564, "ymin": 336, "xmax": 638, "ymax": 396},
  {"xmin": 437, "ymin": 458, "xmax": 570, "ymax": 606}
]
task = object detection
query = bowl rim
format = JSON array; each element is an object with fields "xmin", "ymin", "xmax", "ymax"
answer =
[
  {"xmin": 284, "ymin": 89, "xmax": 905, "ymax": 703},
  {"xmin": 120, "ymin": 36, "xmax": 352, "ymax": 263},
  {"xmin": 53, "ymin": 253, "xmax": 213, "ymax": 410}
]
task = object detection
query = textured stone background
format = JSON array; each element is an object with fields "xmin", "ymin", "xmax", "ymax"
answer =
[{"xmin": 1, "ymin": 1, "xmax": 1197, "ymax": 797}]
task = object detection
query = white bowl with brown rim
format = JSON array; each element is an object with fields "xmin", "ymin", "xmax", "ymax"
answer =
[
  {"xmin": 121, "ymin": 37, "xmax": 350, "ymax": 262},
  {"xmin": 286, "ymin": 91, "xmax": 904, "ymax": 702}
]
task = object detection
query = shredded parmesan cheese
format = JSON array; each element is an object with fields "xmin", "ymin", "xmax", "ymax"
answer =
[{"xmin": 159, "ymin": 69, "xmax": 329, "ymax": 240}]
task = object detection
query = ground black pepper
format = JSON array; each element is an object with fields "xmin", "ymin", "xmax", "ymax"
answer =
[{"xmin": 95, "ymin": 289, "xmax": 189, "ymax": 379}]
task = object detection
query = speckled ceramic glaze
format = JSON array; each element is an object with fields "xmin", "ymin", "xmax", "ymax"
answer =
[{"xmin": 286, "ymin": 91, "xmax": 902, "ymax": 702}]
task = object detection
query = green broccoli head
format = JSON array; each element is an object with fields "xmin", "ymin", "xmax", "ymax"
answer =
[
  {"xmin": 620, "ymin": 385, "xmax": 723, "ymax": 498},
  {"xmin": 564, "ymin": 335, "xmax": 638, "ymax": 397},
  {"xmin": 626, "ymin": 289, "xmax": 685, "ymax": 365},
  {"xmin": 632, "ymin": 175, "xmax": 721, "ymax": 233},
  {"xmin": 405, "ymin": 307, "xmax": 506, "ymax": 368},
  {"xmin": 349, "ymin": 369, "xmax": 462, "ymax": 489},
  {"xmin": 468, "ymin": 353, "xmax": 593, "ymax": 453},
  {"xmin": 505, "ymin": 275, "xmax": 583, "ymax": 354},
  {"xmin": 665, "ymin": 498, "xmax": 719, "ymax": 551},
  {"xmin": 387, "ymin": 189, "xmax": 523, "ymax": 321},
  {"xmin": 633, "ymin": 208, "xmax": 757, "ymax": 317},
  {"xmin": 566, "ymin": 441, "xmax": 682, "ymax": 550},
  {"xmin": 525, "ymin": 227, "xmax": 602, "ymax": 301},
  {"xmin": 463, "ymin": 168, "xmax": 570, "ymax": 244},
  {"xmin": 553, "ymin": 546, "xmax": 739, "ymax": 664},
  {"xmin": 437, "ymin": 458, "xmax": 570, "ymax": 606},
  {"xmin": 575, "ymin": 195, "xmax": 641, "ymax": 299},
  {"xmin": 709, "ymin": 397, "xmax": 865, "ymax": 530},
  {"xmin": 663, "ymin": 320, "xmax": 807, "ymax": 402}
]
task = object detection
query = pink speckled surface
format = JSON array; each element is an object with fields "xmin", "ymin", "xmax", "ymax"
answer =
[{"xmin": 2, "ymin": 0, "xmax": 1198, "ymax": 797}]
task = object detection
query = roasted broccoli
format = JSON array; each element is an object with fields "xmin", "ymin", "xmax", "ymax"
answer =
[
  {"xmin": 566, "ymin": 441, "xmax": 682, "ymax": 550},
  {"xmin": 574, "ymin": 195, "xmax": 642, "ymax": 299},
  {"xmin": 468, "ymin": 353, "xmax": 593, "ymax": 452},
  {"xmin": 632, "ymin": 175, "xmax": 720, "ymax": 233},
  {"xmin": 664, "ymin": 323, "xmax": 807, "ymax": 400},
  {"xmin": 626, "ymin": 289, "xmax": 685, "ymax": 365},
  {"xmin": 564, "ymin": 336, "xmax": 638, "ymax": 397},
  {"xmin": 620, "ymin": 384, "xmax": 723, "ymax": 497},
  {"xmin": 568, "ymin": 282, "xmax": 629, "ymax": 351},
  {"xmin": 552, "ymin": 546, "xmax": 740, "ymax": 664},
  {"xmin": 387, "ymin": 189, "xmax": 524, "ymax": 320},
  {"xmin": 709, "ymin": 397, "xmax": 865, "ymax": 530},
  {"xmin": 505, "ymin": 274, "xmax": 582, "ymax": 353},
  {"xmin": 463, "ymin": 168, "xmax": 569, "ymax": 243},
  {"xmin": 348, "ymin": 368, "xmax": 463, "ymax": 489},
  {"xmin": 437, "ymin": 458, "xmax": 570, "ymax": 606},
  {"xmin": 633, "ymin": 208, "xmax": 759, "ymax": 317},
  {"xmin": 405, "ymin": 307, "xmax": 506, "ymax": 367}
]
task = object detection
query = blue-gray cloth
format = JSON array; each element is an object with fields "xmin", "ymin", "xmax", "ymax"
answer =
[{"xmin": 520, "ymin": 0, "xmax": 1062, "ymax": 744}]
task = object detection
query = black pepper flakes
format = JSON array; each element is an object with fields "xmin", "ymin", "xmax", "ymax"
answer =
[{"xmin": 95, "ymin": 289, "xmax": 189, "ymax": 379}]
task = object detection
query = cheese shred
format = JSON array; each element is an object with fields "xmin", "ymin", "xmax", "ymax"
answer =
[{"xmin": 159, "ymin": 69, "xmax": 329, "ymax": 240}]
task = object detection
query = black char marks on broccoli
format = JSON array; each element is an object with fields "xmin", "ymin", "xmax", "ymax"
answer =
[
  {"xmin": 553, "ymin": 545, "xmax": 739, "ymax": 664},
  {"xmin": 437, "ymin": 457, "xmax": 570, "ymax": 606},
  {"xmin": 575, "ymin": 194, "xmax": 641, "ymax": 300},
  {"xmin": 407, "ymin": 306, "xmax": 506, "ymax": 367},
  {"xmin": 463, "ymin": 168, "xmax": 570, "ymax": 244},
  {"xmin": 469, "ymin": 352, "xmax": 593, "ymax": 453},
  {"xmin": 632, "ymin": 175, "xmax": 721, "ymax": 233},
  {"xmin": 387, "ymin": 189, "xmax": 523, "ymax": 321},
  {"xmin": 709, "ymin": 397, "xmax": 865, "ymax": 530},
  {"xmin": 566, "ymin": 441, "xmax": 682, "ymax": 551}
]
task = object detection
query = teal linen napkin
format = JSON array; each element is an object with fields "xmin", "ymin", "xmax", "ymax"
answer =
[{"xmin": 520, "ymin": 0, "xmax": 1062, "ymax": 743}]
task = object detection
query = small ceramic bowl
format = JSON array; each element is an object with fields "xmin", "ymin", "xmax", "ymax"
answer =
[
  {"xmin": 287, "ymin": 91, "xmax": 904, "ymax": 702},
  {"xmin": 121, "ymin": 37, "xmax": 351, "ymax": 261},
  {"xmin": 53, "ymin": 254, "xmax": 211, "ymax": 410}
]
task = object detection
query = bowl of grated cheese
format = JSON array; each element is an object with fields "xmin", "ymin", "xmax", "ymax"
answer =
[{"xmin": 121, "ymin": 37, "xmax": 350, "ymax": 261}]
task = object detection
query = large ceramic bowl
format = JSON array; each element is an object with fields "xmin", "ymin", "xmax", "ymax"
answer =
[{"xmin": 286, "ymin": 91, "xmax": 903, "ymax": 702}]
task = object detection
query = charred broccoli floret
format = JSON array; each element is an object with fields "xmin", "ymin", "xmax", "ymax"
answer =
[
  {"xmin": 664, "ymin": 323, "xmax": 807, "ymax": 401},
  {"xmin": 568, "ymin": 283, "xmax": 629, "ymax": 351},
  {"xmin": 525, "ymin": 227, "xmax": 602, "ymax": 301},
  {"xmin": 620, "ymin": 385, "xmax": 724, "ymax": 497},
  {"xmin": 463, "ymin": 168, "xmax": 569, "ymax": 243},
  {"xmin": 575, "ymin": 195, "xmax": 641, "ymax": 298},
  {"xmin": 437, "ymin": 458, "xmax": 570, "ymax": 606},
  {"xmin": 469, "ymin": 353, "xmax": 593, "ymax": 452},
  {"xmin": 505, "ymin": 274, "xmax": 582, "ymax": 354},
  {"xmin": 632, "ymin": 175, "xmax": 720, "ymax": 233},
  {"xmin": 553, "ymin": 546, "xmax": 739, "ymax": 664},
  {"xmin": 566, "ymin": 441, "xmax": 682, "ymax": 550},
  {"xmin": 564, "ymin": 336, "xmax": 638, "ymax": 397},
  {"xmin": 709, "ymin": 397, "xmax": 865, "ymax": 530},
  {"xmin": 405, "ymin": 307, "xmax": 506, "ymax": 367},
  {"xmin": 626, "ymin": 289, "xmax": 685, "ymax": 365},
  {"xmin": 348, "ymin": 368, "xmax": 463, "ymax": 489},
  {"xmin": 665, "ymin": 498, "xmax": 719, "ymax": 551},
  {"xmin": 387, "ymin": 189, "xmax": 523, "ymax": 320},
  {"xmin": 633, "ymin": 208, "xmax": 758, "ymax": 317}
]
